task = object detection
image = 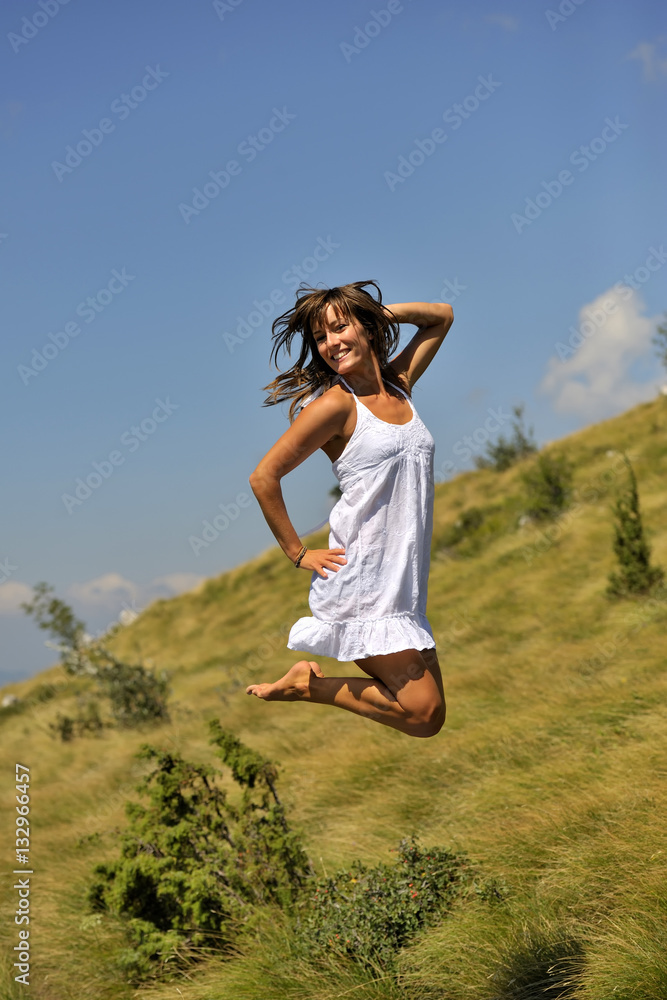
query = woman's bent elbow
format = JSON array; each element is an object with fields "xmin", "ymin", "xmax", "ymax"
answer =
[{"xmin": 249, "ymin": 469, "xmax": 274, "ymax": 494}]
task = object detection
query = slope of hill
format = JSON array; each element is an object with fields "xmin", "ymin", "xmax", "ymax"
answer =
[{"xmin": 1, "ymin": 395, "xmax": 666, "ymax": 1000}]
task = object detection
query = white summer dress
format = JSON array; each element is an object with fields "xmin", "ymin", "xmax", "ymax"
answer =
[{"xmin": 287, "ymin": 373, "xmax": 436, "ymax": 661}]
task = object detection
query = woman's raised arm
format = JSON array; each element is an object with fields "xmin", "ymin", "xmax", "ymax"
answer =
[{"xmin": 384, "ymin": 301, "xmax": 454, "ymax": 388}]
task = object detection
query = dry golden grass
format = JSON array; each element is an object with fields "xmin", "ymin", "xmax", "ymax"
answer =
[{"xmin": 1, "ymin": 395, "xmax": 666, "ymax": 999}]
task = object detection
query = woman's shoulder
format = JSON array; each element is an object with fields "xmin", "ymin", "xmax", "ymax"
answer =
[
  {"xmin": 317, "ymin": 380, "xmax": 356, "ymax": 417},
  {"xmin": 299, "ymin": 379, "xmax": 353, "ymax": 415}
]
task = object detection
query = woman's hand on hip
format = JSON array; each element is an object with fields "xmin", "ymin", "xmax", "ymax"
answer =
[{"xmin": 299, "ymin": 548, "xmax": 347, "ymax": 578}]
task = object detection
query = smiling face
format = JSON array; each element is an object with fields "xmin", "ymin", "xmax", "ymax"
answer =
[{"xmin": 311, "ymin": 303, "xmax": 375, "ymax": 375}]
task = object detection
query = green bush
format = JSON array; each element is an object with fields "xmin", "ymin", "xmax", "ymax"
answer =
[
  {"xmin": 446, "ymin": 507, "xmax": 485, "ymax": 545},
  {"xmin": 50, "ymin": 713, "xmax": 75, "ymax": 742},
  {"xmin": 87, "ymin": 720, "xmax": 312, "ymax": 980},
  {"xmin": 606, "ymin": 454, "xmax": 665, "ymax": 598},
  {"xmin": 20, "ymin": 581, "xmax": 86, "ymax": 648},
  {"xmin": 474, "ymin": 404, "xmax": 538, "ymax": 472},
  {"xmin": 653, "ymin": 310, "xmax": 667, "ymax": 371},
  {"xmin": 83, "ymin": 725, "xmax": 508, "ymax": 985},
  {"xmin": 95, "ymin": 659, "xmax": 169, "ymax": 728},
  {"xmin": 521, "ymin": 450, "xmax": 574, "ymax": 520},
  {"xmin": 295, "ymin": 838, "xmax": 488, "ymax": 971},
  {"xmin": 433, "ymin": 507, "xmax": 487, "ymax": 559},
  {"xmin": 21, "ymin": 582, "xmax": 169, "ymax": 728},
  {"xmin": 49, "ymin": 700, "xmax": 105, "ymax": 741},
  {"xmin": 30, "ymin": 682, "xmax": 58, "ymax": 703}
]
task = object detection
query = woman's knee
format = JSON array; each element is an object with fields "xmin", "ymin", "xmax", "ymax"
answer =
[
  {"xmin": 361, "ymin": 648, "xmax": 446, "ymax": 736},
  {"xmin": 408, "ymin": 690, "xmax": 446, "ymax": 738},
  {"xmin": 423, "ymin": 699, "xmax": 446, "ymax": 737}
]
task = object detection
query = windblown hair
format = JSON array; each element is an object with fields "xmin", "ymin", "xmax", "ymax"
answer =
[{"xmin": 262, "ymin": 280, "xmax": 402, "ymax": 423}]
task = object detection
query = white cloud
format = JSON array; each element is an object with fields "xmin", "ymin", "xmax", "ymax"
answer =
[
  {"xmin": 539, "ymin": 287, "xmax": 662, "ymax": 421},
  {"xmin": 0, "ymin": 571, "xmax": 207, "ymax": 619},
  {"xmin": 66, "ymin": 571, "xmax": 205, "ymax": 614},
  {"xmin": 0, "ymin": 581, "xmax": 35, "ymax": 615},
  {"xmin": 625, "ymin": 38, "xmax": 667, "ymax": 81},
  {"xmin": 67, "ymin": 572, "xmax": 140, "ymax": 608},
  {"xmin": 145, "ymin": 573, "xmax": 206, "ymax": 599},
  {"xmin": 485, "ymin": 13, "xmax": 518, "ymax": 31}
]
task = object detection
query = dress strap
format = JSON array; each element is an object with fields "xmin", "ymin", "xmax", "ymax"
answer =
[
  {"xmin": 384, "ymin": 376, "xmax": 411, "ymax": 401},
  {"xmin": 337, "ymin": 374, "xmax": 410, "ymax": 399},
  {"xmin": 337, "ymin": 375, "xmax": 356, "ymax": 395}
]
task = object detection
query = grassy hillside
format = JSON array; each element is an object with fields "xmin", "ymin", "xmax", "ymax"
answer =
[{"xmin": 2, "ymin": 395, "xmax": 666, "ymax": 1000}]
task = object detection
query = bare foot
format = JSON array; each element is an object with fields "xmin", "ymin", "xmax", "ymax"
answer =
[{"xmin": 246, "ymin": 660, "xmax": 324, "ymax": 701}]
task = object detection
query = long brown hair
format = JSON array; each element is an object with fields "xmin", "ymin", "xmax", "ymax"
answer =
[{"xmin": 262, "ymin": 280, "xmax": 402, "ymax": 422}]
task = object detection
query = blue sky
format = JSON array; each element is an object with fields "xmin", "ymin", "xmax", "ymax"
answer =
[{"xmin": 2, "ymin": 0, "xmax": 666, "ymax": 684}]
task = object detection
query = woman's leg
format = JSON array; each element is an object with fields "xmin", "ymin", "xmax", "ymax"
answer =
[{"xmin": 245, "ymin": 647, "xmax": 445, "ymax": 739}]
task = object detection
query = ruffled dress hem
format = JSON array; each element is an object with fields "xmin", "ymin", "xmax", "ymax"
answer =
[{"xmin": 287, "ymin": 612, "xmax": 435, "ymax": 662}]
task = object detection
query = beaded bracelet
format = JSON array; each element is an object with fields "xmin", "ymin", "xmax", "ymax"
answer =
[{"xmin": 294, "ymin": 545, "xmax": 307, "ymax": 568}]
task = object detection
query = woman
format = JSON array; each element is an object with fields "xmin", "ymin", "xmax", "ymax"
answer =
[{"xmin": 246, "ymin": 280, "xmax": 454, "ymax": 738}]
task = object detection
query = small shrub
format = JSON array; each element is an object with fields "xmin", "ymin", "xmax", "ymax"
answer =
[
  {"xmin": 434, "ymin": 507, "xmax": 486, "ymax": 554},
  {"xmin": 435, "ymin": 499, "xmax": 527, "ymax": 561},
  {"xmin": 521, "ymin": 450, "xmax": 574, "ymax": 520},
  {"xmin": 49, "ymin": 700, "xmax": 105, "ymax": 741},
  {"xmin": 50, "ymin": 713, "xmax": 75, "ymax": 742},
  {"xmin": 474, "ymin": 404, "xmax": 538, "ymax": 472},
  {"xmin": 606, "ymin": 454, "xmax": 665, "ymax": 598},
  {"xmin": 296, "ymin": 838, "xmax": 475, "ymax": 970},
  {"xmin": 96, "ymin": 660, "xmax": 169, "ymax": 728},
  {"xmin": 451, "ymin": 507, "xmax": 485, "ymax": 542},
  {"xmin": 20, "ymin": 581, "xmax": 86, "ymax": 649},
  {"xmin": 21, "ymin": 583, "xmax": 169, "ymax": 728},
  {"xmin": 30, "ymin": 682, "xmax": 58, "ymax": 703},
  {"xmin": 653, "ymin": 310, "xmax": 667, "ymax": 371},
  {"xmin": 87, "ymin": 720, "xmax": 312, "ymax": 981}
]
